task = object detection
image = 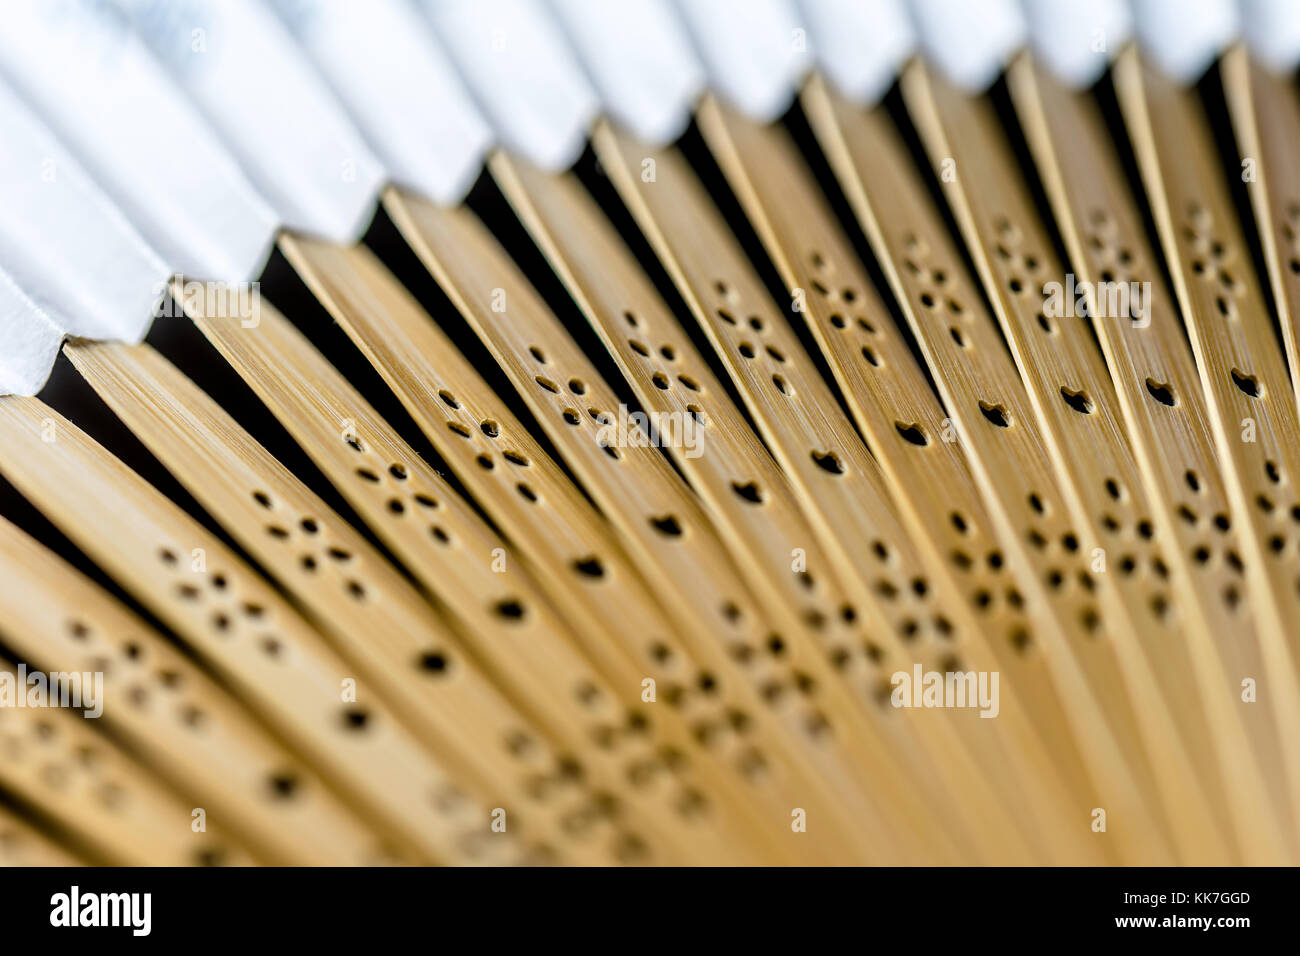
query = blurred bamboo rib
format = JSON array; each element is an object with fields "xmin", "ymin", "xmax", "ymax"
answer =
[
  {"xmin": 687, "ymin": 96, "xmax": 1097, "ymax": 863},
  {"xmin": 802, "ymin": 76, "xmax": 1172, "ymax": 864},
  {"xmin": 1222, "ymin": 44, "xmax": 1300, "ymax": 419},
  {"xmin": 902, "ymin": 59, "xmax": 1232, "ymax": 863},
  {"xmin": 0, "ymin": 513, "xmax": 391, "ymax": 866},
  {"xmin": 0, "ymin": 397, "xmax": 523, "ymax": 866},
  {"xmin": 492, "ymin": 145, "xmax": 1090, "ymax": 864},
  {"xmin": 0, "ymin": 659, "xmax": 255, "ymax": 867},
  {"xmin": 1009, "ymin": 53, "xmax": 1291, "ymax": 862},
  {"xmin": 1116, "ymin": 45, "xmax": 1300, "ymax": 851},
  {"xmin": 0, "ymin": 806, "xmax": 83, "ymax": 867},
  {"xmin": 490, "ymin": 151, "xmax": 1098, "ymax": 864},
  {"xmin": 66, "ymin": 339, "xmax": 649, "ymax": 867},
  {"xmin": 179, "ymin": 293, "xmax": 745, "ymax": 867},
  {"xmin": 385, "ymin": 189, "xmax": 988, "ymax": 863},
  {"xmin": 278, "ymin": 229, "xmax": 875, "ymax": 865},
  {"xmin": 2, "ymin": 14, "xmax": 1299, "ymax": 868},
  {"xmin": 589, "ymin": 122, "xmax": 1053, "ymax": 865}
]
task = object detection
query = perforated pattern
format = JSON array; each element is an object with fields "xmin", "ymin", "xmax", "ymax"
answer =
[
  {"xmin": 518, "ymin": 343, "xmax": 856, "ymax": 766},
  {"xmin": 698, "ymin": 96, "xmax": 1044, "ymax": 669},
  {"xmin": 895, "ymin": 232, "xmax": 1106, "ymax": 648},
  {"xmin": 1119, "ymin": 47, "xmax": 1300, "ymax": 846},
  {"xmin": 0, "ymin": 514, "xmax": 390, "ymax": 865},
  {"xmin": 0, "ymin": 665, "xmax": 248, "ymax": 866},
  {"xmin": 187, "ymin": 297, "xmax": 761, "ymax": 865},
  {"xmin": 590, "ymin": 122, "xmax": 1096, "ymax": 864},
  {"xmin": 802, "ymin": 76, "xmax": 1216, "ymax": 862},
  {"xmin": 903, "ymin": 62, "xmax": 1248, "ymax": 859},
  {"xmin": 288, "ymin": 241, "xmax": 750, "ymax": 775},
  {"xmin": 398, "ymin": 200, "xmax": 857, "ymax": 757},
  {"xmin": 403, "ymin": 181, "xmax": 996, "ymax": 861},
  {"xmin": 598, "ymin": 132, "xmax": 970, "ymax": 667},
  {"xmin": 1011, "ymin": 55, "xmax": 1289, "ymax": 861},
  {"xmin": 1224, "ymin": 48, "xmax": 1300, "ymax": 419},
  {"xmin": 911, "ymin": 70, "xmax": 1181, "ymax": 631},
  {"xmin": 0, "ymin": 397, "xmax": 525, "ymax": 866},
  {"xmin": 1172, "ymin": 200, "xmax": 1300, "ymax": 590},
  {"xmin": 994, "ymin": 216, "xmax": 1178, "ymax": 621},
  {"xmin": 68, "ymin": 340, "xmax": 633, "ymax": 866},
  {"xmin": 277, "ymin": 232, "xmax": 835, "ymax": 864}
]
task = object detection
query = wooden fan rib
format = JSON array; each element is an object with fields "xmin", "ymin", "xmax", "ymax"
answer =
[
  {"xmin": 0, "ymin": 661, "xmax": 254, "ymax": 867},
  {"xmin": 1116, "ymin": 45, "xmax": 1300, "ymax": 848},
  {"xmin": 690, "ymin": 93, "xmax": 1109, "ymax": 862},
  {"xmin": 492, "ymin": 151, "xmax": 1052, "ymax": 862},
  {"xmin": 900, "ymin": 60, "xmax": 1233, "ymax": 863},
  {"xmin": 1010, "ymin": 54, "xmax": 1290, "ymax": 863},
  {"xmin": 0, "ymin": 513, "xmax": 389, "ymax": 866},
  {"xmin": 385, "ymin": 185, "xmax": 994, "ymax": 864},
  {"xmin": 0, "ymin": 396, "xmax": 522, "ymax": 866},
  {"xmin": 695, "ymin": 97, "xmax": 1036, "ymax": 654},
  {"xmin": 591, "ymin": 126, "xmax": 965, "ymax": 653},
  {"xmin": 65, "ymin": 339, "xmax": 640, "ymax": 867},
  {"xmin": 488, "ymin": 155, "xmax": 860, "ymax": 652},
  {"xmin": 1223, "ymin": 47, "xmax": 1300, "ymax": 416},
  {"xmin": 802, "ymin": 76, "xmax": 1180, "ymax": 864},
  {"xmin": 386, "ymin": 194, "xmax": 823, "ymax": 698},
  {"xmin": 494, "ymin": 140, "xmax": 1095, "ymax": 863},
  {"xmin": 180, "ymin": 291, "xmax": 751, "ymax": 867},
  {"xmin": 589, "ymin": 121, "xmax": 1077, "ymax": 865},
  {"xmin": 0, "ymin": 805, "xmax": 84, "ymax": 867},
  {"xmin": 275, "ymin": 233, "xmax": 807, "ymax": 865},
  {"xmin": 491, "ymin": 151, "xmax": 934, "ymax": 824}
]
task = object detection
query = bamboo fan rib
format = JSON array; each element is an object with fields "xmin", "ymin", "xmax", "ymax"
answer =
[
  {"xmin": 386, "ymin": 188, "xmax": 1007, "ymax": 863},
  {"xmin": 0, "ymin": 513, "xmax": 388, "ymax": 866},
  {"xmin": 802, "ymin": 78, "xmax": 1173, "ymax": 864},
  {"xmin": 0, "ymin": 398, "xmax": 523, "ymax": 865},
  {"xmin": 489, "ymin": 151, "xmax": 1107, "ymax": 862},
  {"xmin": 0, "ymin": 656, "xmax": 254, "ymax": 867},
  {"xmin": 64, "ymin": 339, "xmax": 642, "ymax": 867},
  {"xmin": 1222, "ymin": 46, "xmax": 1300, "ymax": 419},
  {"xmin": 902, "ymin": 59, "xmax": 1237, "ymax": 863},
  {"xmin": 589, "ymin": 123, "xmax": 1048, "ymax": 863},
  {"xmin": 269, "ymin": 235, "xmax": 802, "ymax": 865},
  {"xmin": 0, "ymin": 0, "xmax": 1297, "ymax": 869},
  {"xmin": 1008, "ymin": 53, "xmax": 1291, "ymax": 862},
  {"xmin": 490, "ymin": 146, "xmax": 1089, "ymax": 864},
  {"xmin": 1115, "ymin": 46, "xmax": 1300, "ymax": 849},
  {"xmin": 0, "ymin": 805, "xmax": 83, "ymax": 867},
  {"xmin": 490, "ymin": 156, "xmax": 1048, "ymax": 864},
  {"xmin": 177, "ymin": 293, "xmax": 741, "ymax": 867},
  {"xmin": 688, "ymin": 94, "xmax": 1097, "ymax": 861}
]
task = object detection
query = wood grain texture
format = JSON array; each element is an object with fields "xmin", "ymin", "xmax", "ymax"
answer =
[
  {"xmin": 277, "ymin": 231, "xmax": 801, "ymax": 864},
  {"xmin": 1116, "ymin": 45, "xmax": 1300, "ymax": 850},
  {"xmin": 691, "ymin": 95, "xmax": 1106, "ymax": 862},
  {"xmin": 0, "ymin": 513, "xmax": 388, "ymax": 866},
  {"xmin": 0, "ymin": 395, "xmax": 522, "ymax": 865},
  {"xmin": 803, "ymin": 75, "xmax": 1177, "ymax": 864},
  {"xmin": 1224, "ymin": 46, "xmax": 1300, "ymax": 418},
  {"xmin": 67, "ymin": 339, "xmax": 628, "ymax": 866},
  {"xmin": 495, "ymin": 141, "xmax": 1099, "ymax": 863},
  {"xmin": 901, "ymin": 60, "xmax": 1234, "ymax": 863},
  {"xmin": 491, "ymin": 155, "xmax": 887, "ymax": 670},
  {"xmin": 1011, "ymin": 54, "xmax": 1290, "ymax": 863},
  {"xmin": 181, "ymin": 287, "xmax": 748, "ymax": 866},
  {"xmin": 590, "ymin": 120, "xmax": 1078, "ymax": 864},
  {"xmin": 387, "ymin": 184, "xmax": 979, "ymax": 863}
]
